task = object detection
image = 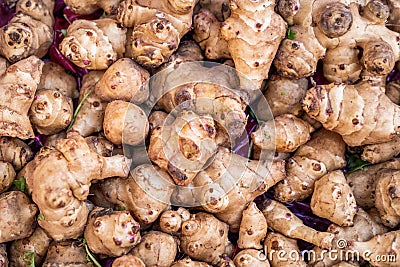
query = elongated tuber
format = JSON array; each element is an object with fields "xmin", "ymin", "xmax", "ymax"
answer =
[
  {"xmin": 0, "ymin": 56, "xmax": 43, "ymax": 139},
  {"xmin": 260, "ymin": 199, "xmax": 334, "ymax": 249},
  {"xmin": 99, "ymin": 164, "xmax": 174, "ymax": 225},
  {"xmin": 238, "ymin": 202, "xmax": 267, "ymax": 250},
  {"xmin": 0, "ymin": 0, "xmax": 54, "ymax": 62},
  {"xmin": 84, "ymin": 207, "xmax": 141, "ymax": 257},
  {"xmin": 221, "ymin": 0, "xmax": 287, "ymax": 89},
  {"xmin": 130, "ymin": 231, "xmax": 178, "ymax": 267},
  {"xmin": 180, "ymin": 212, "xmax": 231, "ymax": 265},
  {"xmin": 233, "ymin": 249, "xmax": 269, "ymax": 267},
  {"xmin": 0, "ymin": 191, "xmax": 38, "ymax": 243},
  {"xmin": 251, "ymin": 114, "xmax": 314, "ymax": 153},
  {"xmin": 310, "ymin": 170, "xmax": 358, "ymax": 226},
  {"xmin": 24, "ymin": 135, "xmax": 130, "ymax": 240},
  {"xmin": 303, "ymin": 79, "xmax": 400, "ymax": 146},
  {"xmin": 361, "ymin": 136, "xmax": 400, "ymax": 164},
  {"xmin": 60, "ymin": 18, "xmax": 126, "ymax": 69},
  {"xmin": 274, "ymin": 128, "xmax": 346, "ymax": 202}
]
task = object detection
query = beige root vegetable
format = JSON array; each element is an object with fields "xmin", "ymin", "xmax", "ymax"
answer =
[
  {"xmin": 219, "ymin": 255, "xmax": 236, "ymax": 267},
  {"xmin": 260, "ymin": 199, "xmax": 334, "ymax": 249},
  {"xmin": 0, "ymin": 137, "xmax": 33, "ymax": 171},
  {"xmin": 65, "ymin": 0, "xmax": 120, "ymax": 15},
  {"xmin": 264, "ymin": 232, "xmax": 307, "ymax": 267},
  {"xmin": 309, "ymin": 208, "xmax": 389, "ymax": 266},
  {"xmin": 260, "ymin": 76, "xmax": 308, "ymax": 118},
  {"xmin": 233, "ymin": 249, "xmax": 269, "ymax": 267},
  {"xmin": 274, "ymin": 128, "xmax": 346, "ymax": 202},
  {"xmin": 238, "ymin": 202, "xmax": 268, "ymax": 250},
  {"xmin": 9, "ymin": 226, "xmax": 52, "ymax": 267},
  {"xmin": 103, "ymin": 100, "xmax": 149, "ymax": 146},
  {"xmin": 85, "ymin": 134, "xmax": 114, "ymax": 157},
  {"xmin": 95, "ymin": 58, "xmax": 150, "ymax": 103},
  {"xmin": 180, "ymin": 212, "xmax": 231, "ymax": 265},
  {"xmin": 29, "ymin": 89, "xmax": 73, "ymax": 135},
  {"xmin": 198, "ymin": 0, "xmax": 230, "ymax": 21},
  {"xmin": 0, "ymin": 244, "xmax": 7, "ymax": 267},
  {"xmin": 221, "ymin": 0, "xmax": 287, "ymax": 89},
  {"xmin": 60, "ymin": 18, "xmax": 126, "ymax": 69},
  {"xmin": 251, "ymin": 114, "xmax": 314, "ymax": 153},
  {"xmin": 0, "ymin": 56, "xmax": 43, "ymax": 139},
  {"xmin": 361, "ymin": 136, "xmax": 400, "ymax": 164},
  {"xmin": 0, "ymin": 161, "xmax": 15, "ymax": 193},
  {"xmin": 156, "ymin": 40, "xmax": 204, "ymax": 70},
  {"xmin": 148, "ymin": 110, "xmax": 217, "ymax": 186},
  {"xmin": 0, "ymin": 57, "xmax": 8, "ymax": 76},
  {"xmin": 347, "ymin": 230, "xmax": 400, "ymax": 267},
  {"xmin": 375, "ymin": 169, "xmax": 400, "ymax": 227},
  {"xmin": 148, "ymin": 110, "xmax": 168, "ymax": 133},
  {"xmin": 310, "ymin": 170, "xmax": 358, "ymax": 226},
  {"xmin": 0, "ymin": 0, "xmax": 54, "ymax": 62},
  {"xmin": 117, "ymin": 0, "xmax": 197, "ymax": 68},
  {"xmin": 0, "ymin": 191, "xmax": 38, "ymax": 243},
  {"xmin": 84, "ymin": 207, "xmax": 141, "ymax": 257},
  {"xmin": 42, "ymin": 240, "xmax": 94, "ymax": 267},
  {"xmin": 386, "ymin": 79, "xmax": 400, "ymax": 105},
  {"xmin": 171, "ymin": 258, "xmax": 212, "ymax": 267},
  {"xmin": 193, "ymin": 147, "xmax": 285, "ymax": 232},
  {"xmin": 193, "ymin": 9, "xmax": 230, "ymax": 60},
  {"xmin": 99, "ymin": 164, "xmax": 174, "ymax": 225},
  {"xmin": 303, "ymin": 79, "xmax": 400, "ymax": 146},
  {"xmin": 346, "ymin": 158, "xmax": 400, "ymax": 209},
  {"xmin": 387, "ymin": 0, "xmax": 400, "ymax": 33},
  {"xmin": 130, "ymin": 231, "xmax": 178, "ymax": 267},
  {"xmin": 23, "ymin": 135, "xmax": 130, "ymax": 241},
  {"xmin": 38, "ymin": 62, "xmax": 79, "ymax": 99},
  {"xmin": 112, "ymin": 254, "xmax": 145, "ymax": 267},
  {"xmin": 159, "ymin": 207, "xmax": 190, "ymax": 234},
  {"xmin": 68, "ymin": 71, "xmax": 107, "ymax": 137}
]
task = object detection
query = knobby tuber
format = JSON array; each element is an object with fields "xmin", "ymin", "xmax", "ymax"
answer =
[
  {"xmin": 23, "ymin": 135, "xmax": 131, "ymax": 240},
  {"xmin": 198, "ymin": 0, "xmax": 230, "ymax": 21},
  {"xmin": 238, "ymin": 202, "xmax": 267, "ymax": 250},
  {"xmin": 260, "ymin": 199, "xmax": 334, "ymax": 249},
  {"xmin": 42, "ymin": 240, "xmax": 94, "ymax": 267},
  {"xmin": 0, "ymin": 161, "xmax": 15, "ymax": 194},
  {"xmin": 233, "ymin": 249, "xmax": 270, "ymax": 267},
  {"xmin": 112, "ymin": 254, "xmax": 146, "ymax": 267},
  {"xmin": 0, "ymin": 137, "xmax": 33, "ymax": 171},
  {"xmin": 361, "ymin": 136, "xmax": 400, "ymax": 164},
  {"xmin": 375, "ymin": 169, "xmax": 400, "ymax": 227},
  {"xmin": 64, "ymin": 0, "xmax": 121, "ymax": 15},
  {"xmin": 159, "ymin": 207, "xmax": 190, "ymax": 234},
  {"xmin": 84, "ymin": 207, "xmax": 141, "ymax": 257}
]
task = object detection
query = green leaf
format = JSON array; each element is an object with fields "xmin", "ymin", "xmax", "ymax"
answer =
[
  {"xmin": 115, "ymin": 205, "xmax": 126, "ymax": 211},
  {"xmin": 280, "ymin": 92, "xmax": 285, "ymax": 96},
  {"xmin": 101, "ymin": 11, "xmax": 107, "ymax": 18},
  {"xmin": 287, "ymin": 28, "xmax": 296, "ymax": 40},
  {"xmin": 263, "ymin": 131, "xmax": 271, "ymax": 140},
  {"xmin": 78, "ymin": 238, "xmax": 102, "ymax": 267},
  {"xmin": 23, "ymin": 252, "xmax": 35, "ymax": 267},
  {"xmin": 347, "ymin": 154, "xmax": 371, "ymax": 173},
  {"xmin": 61, "ymin": 29, "xmax": 67, "ymax": 36},
  {"xmin": 66, "ymin": 89, "xmax": 93, "ymax": 131},
  {"xmin": 13, "ymin": 176, "xmax": 26, "ymax": 192},
  {"xmin": 38, "ymin": 214, "xmax": 45, "ymax": 221}
]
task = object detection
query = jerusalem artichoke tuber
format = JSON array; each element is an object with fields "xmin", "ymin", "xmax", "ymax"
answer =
[
  {"xmin": 233, "ymin": 249, "xmax": 269, "ymax": 267},
  {"xmin": 0, "ymin": 245, "xmax": 7, "ymax": 267},
  {"xmin": 375, "ymin": 169, "xmax": 400, "ymax": 227},
  {"xmin": 361, "ymin": 136, "xmax": 400, "ymax": 164},
  {"xmin": 238, "ymin": 202, "xmax": 268, "ymax": 250},
  {"xmin": 159, "ymin": 207, "xmax": 190, "ymax": 234},
  {"xmin": 171, "ymin": 258, "xmax": 212, "ymax": 267},
  {"xmin": 0, "ymin": 161, "xmax": 15, "ymax": 194},
  {"xmin": 42, "ymin": 240, "xmax": 94, "ymax": 267},
  {"xmin": 112, "ymin": 254, "xmax": 145, "ymax": 267},
  {"xmin": 64, "ymin": 0, "xmax": 121, "ymax": 15},
  {"xmin": 0, "ymin": 137, "xmax": 33, "ymax": 171},
  {"xmin": 198, "ymin": 0, "xmax": 230, "ymax": 21}
]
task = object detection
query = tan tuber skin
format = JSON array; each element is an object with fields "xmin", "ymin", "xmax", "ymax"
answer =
[
  {"xmin": 68, "ymin": 71, "xmax": 107, "ymax": 137},
  {"xmin": 180, "ymin": 212, "xmax": 232, "ymax": 265},
  {"xmin": 9, "ymin": 226, "xmax": 52, "ymax": 267},
  {"xmin": 117, "ymin": 0, "xmax": 197, "ymax": 68},
  {"xmin": 221, "ymin": 0, "xmax": 287, "ymax": 89},
  {"xmin": 130, "ymin": 231, "xmax": 178, "ymax": 267},
  {"xmin": 0, "ymin": 56, "xmax": 43, "ymax": 139},
  {"xmin": 171, "ymin": 258, "xmax": 212, "ymax": 267},
  {"xmin": 238, "ymin": 202, "xmax": 267, "ymax": 250},
  {"xmin": 103, "ymin": 100, "xmax": 149, "ymax": 146},
  {"xmin": 84, "ymin": 207, "xmax": 141, "ymax": 257},
  {"xmin": 95, "ymin": 58, "xmax": 150, "ymax": 103},
  {"xmin": 233, "ymin": 249, "xmax": 270, "ymax": 267},
  {"xmin": 260, "ymin": 199, "xmax": 334, "ymax": 249},
  {"xmin": 38, "ymin": 62, "xmax": 79, "ymax": 99},
  {"xmin": 24, "ymin": 135, "xmax": 131, "ymax": 241},
  {"xmin": 0, "ymin": 161, "xmax": 15, "ymax": 193},
  {"xmin": 310, "ymin": 170, "xmax": 358, "ymax": 226},
  {"xmin": 60, "ymin": 19, "xmax": 126, "ymax": 70},
  {"xmin": 65, "ymin": 0, "xmax": 121, "ymax": 15},
  {"xmin": 264, "ymin": 232, "xmax": 307, "ymax": 267},
  {"xmin": 303, "ymin": 79, "xmax": 400, "ymax": 146},
  {"xmin": 0, "ymin": 0, "xmax": 54, "ymax": 63},
  {"xmin": 85, "ymin": 134, "xmax": 114, "ymax": 157},
  {"xmin": 148, "ymin": 110, "xmax": 168, "ymax": 133},
  {"xmin": 0, "ymin": 191, "xmax": 38, "ymax": 243},
  {"xmin": 159, "ymin": 207, "xmax": 190, "ymax": 234},
  {"xmin": 100, "ymin": 164, "xmax": 175, "ymax": 225},
  {"xmin": 198, "ymin": 0, "xmax": 230, "ymax": 21},
  {"xmin": 361, "ymin": 135, "xmax": 400, "ymax": 164},
  {"xmin": 112, "ymin": 254, "xmax": 146, "ymax": 267},
  {"xmin": 386, "ymin": 79, "xmax": 400, "ymax": 105},
  {"xmin": 29, "ymin": 89, "xmax": 73, "ymax": 135},
  {"xmin": 274, "ymin": 128, "xmax": 346, "ymax": 202},
  {"xmin": 193, "ymin": 9, "xmax": 230, "ymax": 60},
  {"xmin": 387, "ymin": 0, "xmax": 400, "ymax": 33},
  {"xmin": 42, "ymin": 240, "xmax": 94, "ymax": 267},
  {"xmin": 251, "ymin": 114, "xmax": 314, "ymax": 153},
  {"xmin": 0, "ymin": 244, "xmax": 7, "ymax": 267},
  {"xmin": 310, "ymin": 208, "xmax": 389, "ymax": 266},
  {"xmin": 0, "ymin": 137, "xmax": 33, "ymax": 171}
]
